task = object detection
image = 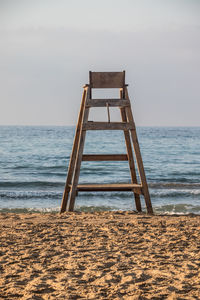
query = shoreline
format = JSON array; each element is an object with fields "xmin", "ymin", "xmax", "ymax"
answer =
[
  {"xmin": 0, "ymin": 209, "xmax": 200, "ymax": 217},
  {"xmin": 1, "ymin": 206, "xmax": 200, "ymax": 215},
  {"xmin": 1, "ymin": 211, "xmax": 200, "ymax": 299}
]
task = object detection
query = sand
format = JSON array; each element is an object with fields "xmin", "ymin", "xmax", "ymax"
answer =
[{"xmin": 0, "ymin": 211, "xmax": 200, "ymax": 299}]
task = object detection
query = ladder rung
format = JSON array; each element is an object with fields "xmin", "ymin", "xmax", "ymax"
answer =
[
  {"xmin": 72, "ymin": 183, "xmax": 143, "ymax": 194},
  {"xmin": 83, "ymin": 122, "xmax": 134, "ymax": 131},
  {"xmin": 82, "ymin": 154, "xmax": 128, "ymax": 161},
  {"xmin": 87, "ymin": 99, "xmax": 130, "ymax": 107}
]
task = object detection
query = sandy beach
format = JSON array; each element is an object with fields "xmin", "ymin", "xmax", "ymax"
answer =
[{"xmin": 0, "ymin": 211, "xmax": 200, "ymax": 299}]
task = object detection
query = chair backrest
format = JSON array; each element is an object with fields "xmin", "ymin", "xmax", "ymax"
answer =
[{"xmin": 89, "ymin": 71, "xmax": 125, "ymax": 88}]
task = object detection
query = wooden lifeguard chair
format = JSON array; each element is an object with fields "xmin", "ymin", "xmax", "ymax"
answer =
[{"xmin": 60, "ymin": 71, "xmax": 153, "ymax": 214}]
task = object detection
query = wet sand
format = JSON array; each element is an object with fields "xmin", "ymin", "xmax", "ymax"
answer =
[{"xmin": 0, "ymin": 211, "xmax": 200, "ymax": 299}]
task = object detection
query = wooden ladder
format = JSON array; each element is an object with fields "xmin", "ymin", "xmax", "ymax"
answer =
[{"xmin": 60, "ymin": 71, "xmax": 153, "ymax": 214}]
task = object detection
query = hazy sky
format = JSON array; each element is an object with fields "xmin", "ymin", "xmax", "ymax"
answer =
[{"xmin": 0, "ymin": 0, "xmax": 199, "ymax": 126}]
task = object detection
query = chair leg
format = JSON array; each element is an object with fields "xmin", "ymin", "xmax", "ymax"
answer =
[
  {"xmin": 60, "ymin": 88, "xmax": 87, "ymax": 213},
  {"xmin": 124, "ymin": 88, "xmax": 153, "ymax": 214},
  {"xmin": 68, "ymin": 90, "xmax": 90, "ymax": 211},
  {"xmin": 120, "ymin": 105, "xmax": 142, "ymax": 212}
]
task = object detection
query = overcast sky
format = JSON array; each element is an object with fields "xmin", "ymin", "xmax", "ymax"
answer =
[{"xmin": 0, "ymin": 0, "xmax": 199, "ymax": 126}]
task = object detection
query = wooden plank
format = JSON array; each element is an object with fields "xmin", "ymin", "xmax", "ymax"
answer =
[
  {"xmin": 73, "ymin": 183, "xmax": 142, "ymax": 194},
  {"xmin": 120, "ymin": 88, "xmax": 141, "ymax": 212},
  {"xmin": 82, "ymin": 154, "xmax": 128, "ymax": 161},
  {"xmin": 89, "ymin": 71, "xmax": 125, "ymax": 88},
  {"xmin": 68, "ymin": 88, "xmax": 91, "ymax": 212},
  {"xmin": 87, "ymin": 99, "xmax": 130, "ymax": 107},
  {"xmin": 60, "ymin": 87, "xmax": 88, "ymax": 213},
  {"xmin": 83, "ymin": 122, "xmax": 134, "ymax": 131},
  {"xmin": 124, "ymin": 87, "xmax": 153, "ymax": 214}
]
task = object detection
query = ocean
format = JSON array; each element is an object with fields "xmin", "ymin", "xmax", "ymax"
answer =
[{"xmin": 0, "ymin": 126, "xmax": 200, "ymax": 214}]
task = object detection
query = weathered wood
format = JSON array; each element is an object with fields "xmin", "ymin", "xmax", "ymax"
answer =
[
  {"xmin": 72, "ymin": 183, "xmax": 142, "ymax": 193},
  {"xmin": 60, "ymin": 87, "xmax": 87, "ymax": 213},
  {"xmin": 61, "ymin": 71, "xmax": 153, "ymax": 214},
  {"xmin": 82, "ymin": 154, "xmax": 128, "ymax": 161},
  {"xmin": 124, "ymin": 87, "xmax": 153, "ymax": 214},
  {"xmin": 89, "ymin": 71, "xmax": 125, "ymax": 88},
  {"xmin": 83, "ymin": 122, "xmax": 134, "ymax": 131},
  {"xmin": 68, "ymin": 88, "xmax": 91, "ymax": 212},
  {"xmin": 87, "ymin": 99, "xmax": 130, "ymax": 107},
  {"xmin": 106, "ymin": 103, "xmax": 111, "ymax": 123},
  {"xmin": 120, "ymin": 89, "xmax": 142, "ymax": 212}
]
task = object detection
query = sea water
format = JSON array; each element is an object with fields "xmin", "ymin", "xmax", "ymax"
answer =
[{"xmin": 0, "ymin": 126, "xmax": 200, "ymax": 214}]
